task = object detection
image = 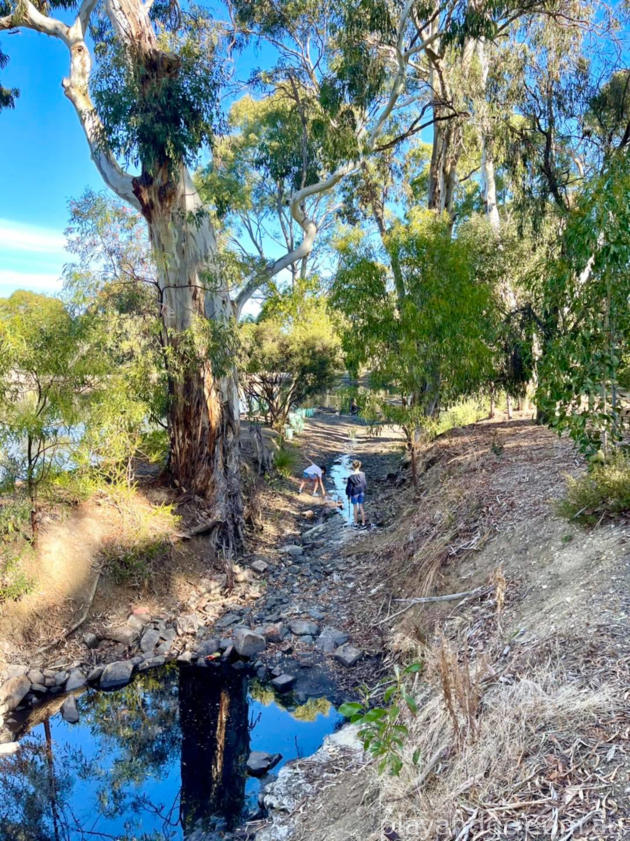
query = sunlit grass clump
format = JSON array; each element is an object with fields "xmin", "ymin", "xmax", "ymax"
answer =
[{"xmin": 558, "ymin": 451, "xmax": 630, "ymax": 524}]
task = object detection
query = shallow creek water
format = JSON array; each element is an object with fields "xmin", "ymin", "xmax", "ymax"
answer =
[
  {"xmin": 328, "ymin": 454, "xmax": 353, "ymax": 524},
  {"xmin": 0, "ymin": 665, "xmax": 342, "ymax": 840}
]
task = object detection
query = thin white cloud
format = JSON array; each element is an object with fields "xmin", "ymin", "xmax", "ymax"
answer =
[
  {"xmin": 0, "ymin": 270, "xmax": 62, "ymax": 293},
  {"xmin": 0, "ymin": 218, "xmax": 66, "ymax": 256}
]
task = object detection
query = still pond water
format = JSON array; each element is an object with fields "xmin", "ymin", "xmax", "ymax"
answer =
[{"xmin": 0, "ymin": 665, "xmax": 343, "ymax": 840}]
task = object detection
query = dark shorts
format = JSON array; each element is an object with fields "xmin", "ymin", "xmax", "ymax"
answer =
[{"xmin": 350, "ymin": 493, "xmax": 365, "ymax": 505}]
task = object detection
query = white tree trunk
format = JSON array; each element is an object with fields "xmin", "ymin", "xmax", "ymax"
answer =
[{"xmin": 477, "ymin": 39, "xmax": 501, "ymax": 233}]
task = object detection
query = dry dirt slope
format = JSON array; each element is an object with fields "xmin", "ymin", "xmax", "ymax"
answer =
[{"xmin": 261, "ymin": 416, "xmax": 630, "ymax": 841}]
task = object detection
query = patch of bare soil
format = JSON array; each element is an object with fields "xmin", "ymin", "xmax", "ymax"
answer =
[{"xmin": 260, "ymin": 414, "xmax": 630, "ymax": 841}]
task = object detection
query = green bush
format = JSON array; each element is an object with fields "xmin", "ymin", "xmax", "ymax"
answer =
[
  {"xmin": 0, "ymin": 552, "xmax": 34, "ymax": 602},
  {"xmin": 558, "ymin": 452, "xmax": 630, "ymax": 524},
  {"xmin": 274, "ymin": 445, "xmax": 299, "ymax": 478},
  {"xmin": 103, "ymin": 537, "xmax": 170, "ymax": 586},
  {"xmin": 0, "ymin": 497, "xmax": 31, "ymax": 540},
  {"xmin": 339, "ymin": 662, "xmax": 423, "ymax": 776}
]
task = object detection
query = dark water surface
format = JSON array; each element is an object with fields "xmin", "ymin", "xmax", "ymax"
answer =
[{"xmin": 0, "ymin": 665, "xmax": 342, "ymax": 840}]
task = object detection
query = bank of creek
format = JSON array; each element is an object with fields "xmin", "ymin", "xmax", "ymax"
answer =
[{"xmin": 0, "ymin": 415, "xmax": 399, "ymax": 841}]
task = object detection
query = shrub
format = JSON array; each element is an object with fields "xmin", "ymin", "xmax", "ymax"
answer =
[
  {"xmin": 558, "ymin": 452, "xmax": 630, "ymax": 524},
  {"xmin": 0, "ymin": 552, "xmax": 34, "ymax": 602},
  {"xmin": 274, "ymin": 445, "xmax": 299, "ymax": 478}
]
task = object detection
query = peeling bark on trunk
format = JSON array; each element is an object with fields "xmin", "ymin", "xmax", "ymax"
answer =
[{"xmin": 137, "ymin": 169, "xmax": 243, "ymax": 550}]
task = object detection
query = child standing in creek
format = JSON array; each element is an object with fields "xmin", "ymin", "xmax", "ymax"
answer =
[{"xmin": 345, "ymin": 460, "xmax": 367, "ymax": 528}]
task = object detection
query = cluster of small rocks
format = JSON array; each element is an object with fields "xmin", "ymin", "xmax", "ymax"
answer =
[{"xmin": 0, "ymin": 470, "xmax": 369, "ymax": 753}]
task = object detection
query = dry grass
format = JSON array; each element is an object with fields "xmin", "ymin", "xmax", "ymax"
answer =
[
  {"xmin": 357, "ymin": 420, "xmax": 630, "ymax": 840},
  {"xmin": 380, "ymin": 663, "xmax": 623, "ymax": 840}
]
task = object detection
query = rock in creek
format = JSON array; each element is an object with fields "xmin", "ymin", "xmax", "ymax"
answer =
[
  {"xmin": 104, "ymin": 625, "xmax": 139, "ymax": 647},
  {"xmin": 61, "ymin": 695, "xmax": 79, "ymax": 724},
  {"xmin": 99, "ymin": 660, "xmax": 134, "ymax": 690},
  {"xmin": 83, "ymin": 632, "xmax": 99, "ymax": 649},
  {"xmin": 27, "ymin": 669, "xmax": 44, "ymax": 686},
  {"xmin": 126, "ymin": 613, "xmax": 148, "ymax": 633},
  {"xmin": 140, "ymin": 628, "xmax": 161, "ymax": 654},
  {"xmin": 195, "ymin": 638, "xmax": 220, "ymax": 659},
  {"xmin": 87, "ymin": 666, "xmax": 104, "ymax": 684},
  {"xmin": 65, "ymin": 669, "xmax": 87, "ymax": 692},
  {"xmin": 0, "ymin": 675, "xmax": 30, "ymax": 712},
  {"xmin": 251, "ymin": 559, "xmax": 269, "ymax": 574},
  {"xmin": 247, "ymin": 750, "xmax": 282, "ymax": 777},
  {"xmin": 0, "ymin": 741, "xmax": 20, "ymax": 755},
  {"xmin": 137, "ymin": 656, "xmax": 166, "ymax": 672},
  {"xmin": 215, "ymin": 612, "xmax": 241, "ymax": 629},
  {"xmin": 334, "ymin": 643, "xmax": 362, "ymax": 667},
  {"xmin": 271, "ymin": 674, "xmax": 296, "ymax": 692},
  {"xmin": 289, "ymin": 620, "xmax": 320, "ymax": 637},
  {"xmin": 233, "ymin": 628, "xmax": 266, "ymax": 658},
  {"xmin": 316, "ymin": 626, "xmax": 349, "ymax": 653},
  {"xmin": 260, "ymin": 623, "xmax": 285, "ymax": 643},
  {"xmin": 302, "ymin": 524, "xmax": 326, "ymax": 542},
  {"xmin": 280, "ymin": 544, "xmax": 303, "ymax": 557}
]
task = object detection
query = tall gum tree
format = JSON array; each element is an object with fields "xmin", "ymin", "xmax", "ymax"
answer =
[{"xmin": 0, "ymin": 0, "xmax": 355, "ymax": 549}]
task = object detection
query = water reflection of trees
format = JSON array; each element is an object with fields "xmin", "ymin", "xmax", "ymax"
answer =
[
  {"xmin": 0, "ymin": 665, "xmax": 252, "ymax": 841},
  {"xmin": 179, "ymin": 666, "xmax": 249, "ymax": 834}
]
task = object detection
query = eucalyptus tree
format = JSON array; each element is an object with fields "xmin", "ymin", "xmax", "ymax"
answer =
[
  {"xmin": 199, "ymin": 91, "xmax": 339, "ymax": 301},
  {"xmin": 0, "ymin": 0, "xmax": 465, "ymax": 549}
]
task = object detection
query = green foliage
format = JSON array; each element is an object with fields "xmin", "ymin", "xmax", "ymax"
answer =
[
  {"xmin": 0, "ymin": 496, "xmax": 30, "ymax": 540},
  {"xmin": 557, "ymin": 452, "xmax": 630, "ymax": 525},
  {"xmin": 0, "ymin": 550, "xmax": 34, "ymax": 602},
  {"xmin": 0, "ymin": 496, "xmax": 34, "ymax": 602},
  {"xmin": 537, "ymin": 154, "xmax": 630, "ymax": 454},
  {"xmin": 339, "ymin": 662, "xmax": 423, "ymax": 776},
  {"xmin": 240, "ymin": 282, "xmax": 341, "ymax": 430},
  {"xmin": 103, "ymin": 536, "xmax": 170, "ymax": 586},
  {"xmin": 92, "ymin": 12, "xmax": 223, "ymax": 173},
  {"xmin": 273, "ymin": 445, "xmax": 299, "ymax": 478},
  {"xmin": 332, "ymin": 211, "xmax": 498, "ymax": 417},
  {"xmin": 0, "ymin": 291, "xmax": 98, "ymax": 509},
  {"xmin": 0, "ymin": 47, "xmax": 18, "ymax": 109}
]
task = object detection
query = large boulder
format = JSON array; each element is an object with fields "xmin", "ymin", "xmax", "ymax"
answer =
[
  {"xmin": 99, "ymin": 661, "xmax": 134, "ymax": 690},
  {"xmin": 280, "ymin": 545, "xmax": 303, "ymax": 557},
  {"xmin": 0, "ymin": 675, "xmax": 31, "ymax": 712},
  {"xmin": 271, "ymin": 674, "xmax": 296, "ymax": 692},
  {"xmin": 233, "ymin": 628, "xmax": 266, "ymax": 658},
  {"xmin": 140, "ymin": 628, "xmax": 161, "ymax": 654}
]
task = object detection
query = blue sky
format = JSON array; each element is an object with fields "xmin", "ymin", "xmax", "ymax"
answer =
[{"xmin": 0, "ymin": 28, "xmax": 103, "ymax": 296}]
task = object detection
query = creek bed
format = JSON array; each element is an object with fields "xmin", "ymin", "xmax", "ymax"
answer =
[{"xmin": 0, "ymin": 664, "xmax": 343, "ymax": 840}]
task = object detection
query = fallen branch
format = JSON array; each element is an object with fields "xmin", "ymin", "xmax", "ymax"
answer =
[
  {"xmin": 36, "ymin": 567, "xmax": 102, "ymax": 655},
  {"xmin": 393, "ymin": 587, "xmax": 487, "ymax": 604},
  {"xmin": 454, "ymin": 808, "xmax": 478, "ymax": 841},
  {"xmin": 172, "ymin": 519, "xmax": 224, "ymax": 541},
  {"xmin": 376, "ymin": 587, "xmax": 488, "ymax": 626},
  {"xmin": 558, "ymin": 809, "xmax": 601, "ymax": 841}
]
